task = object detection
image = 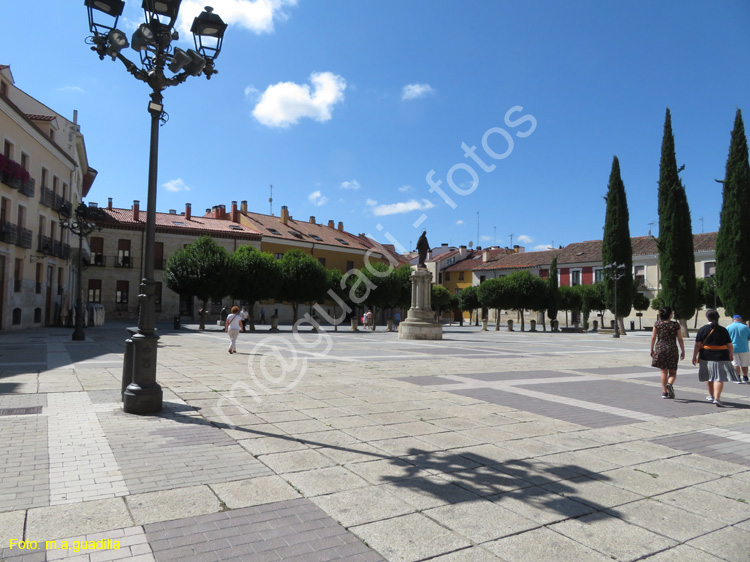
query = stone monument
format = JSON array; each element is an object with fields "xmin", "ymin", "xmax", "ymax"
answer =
[{"xmin": 398, "ymin": 231, "xmax": 443, "ymax": 340}]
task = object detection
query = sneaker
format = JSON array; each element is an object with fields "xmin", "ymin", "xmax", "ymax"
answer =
[
  {"xmin": 662, "ymin": 392, "xmax": 669, "ymax": 399},
  {"xmin": 706, "ymin": 395, "xmax": 715, "ymax": 402},
  {"xmin": 744, "ymin": 377, "xmax": 749, "ymax": 383},
  {"xmin": 666, "ymin": 383, "xmax": 675, "ymax": 399},
  {"xmin": 714, "ymin": 399, "xmax": 723, "ymax": 407}
]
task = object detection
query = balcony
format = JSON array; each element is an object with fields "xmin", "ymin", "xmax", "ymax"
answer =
[
  {"xmin": 38, "ymin": 235, "xmax": 53, "ymax": 255},
  {"xmin": 1, "ymin": 221, "xmax": 18, "ymax": 244},
  {"xmin": 114, "ymin": 256, "xmax": 132, "ymax": 268},
  {"xmin": 91, "ymin": 253, "xmax": 106, "ymax": 267},
  {"xmin": 20, "ymin": 177, "xmax": 35, "ymax": 197},
  {"xmin": 40, "ymin": 186, "xmax": 55, "ymax": 208},
  {"xmin": 15, "ymin": 227, "xmax": 32, "ymax": 249}
]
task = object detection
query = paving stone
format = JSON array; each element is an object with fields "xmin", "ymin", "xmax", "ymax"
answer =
[
  {"xmin": 685, "ymin": 525, "xmax": 750, "ymax": 562},
  {"xmin": 126, "ymin": 485, "xmax": 221, "ymax": 525},
  {"xmin": 310, "ymin": 486, "xmax": 415, "ymax": 527},
  {"xmin": 484, "ymin": 526, "xmax": 613, "ymax": 561},
  {"xmin": 352, "ymin": 513, "xmax": 471, "ymax": 562},
  {"xmin": 0, "ymin": 509, "xmax": 26, "ymax": 544},
  {"xmin": 26, "ymin": 498, "xmax": 133, "ymax": 541},
  {"xmin": 607, "ymin": 498, "xmax": 724, "ymax": 542},
  {"xmin": 426, "ymin": 547, "xmax": 501, "ymax": 561},
  {"xmin": 210, "ymin": 475, "xmax": 300, "ymax": 509},
  {"xmin": 424, "ymin": 499, "xmax": 538, "ymax": 542},
  {"xmin": 283, "ymin": 466, "xmax": 369, "ymax": 496},
  {"xmin": 653, "ymin": 486, "xmax": 750, "ymax": 525}
]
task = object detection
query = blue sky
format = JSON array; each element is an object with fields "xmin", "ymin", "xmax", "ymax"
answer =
[{"xmin": 3, "ymin": 1, "xmax": 749, "ymax": 253}]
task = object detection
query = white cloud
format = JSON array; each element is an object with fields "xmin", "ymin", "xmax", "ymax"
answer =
[
  {"xmin": 533, "ymin": 244, "xmax": 554, "ymax": 251},
  {"xmin": 340, "ymin": 180, "xmax": 360, "ymax": 190},
  {"xmin": 163, "ymin": 178, "xmax": 190, "ymax": 192},
  {"xmin": 59, "ymin": 85, "xmax": 85, "ymax": 94},
  {"xmin": 244, "ymin": 85, "xmax": 260, "ymax": 98},
  {"xmin": 308, "ymin": 190, "xmax": 328, "ymax": 206},
  {"xmin": 398, "ymin": 185, "xmax": 414, "ymax": 192},
  {"xmin": 252, "ymin": 72, "xmax": 346, "ymax": 128},
  {"xmin": 371, "ymin": 199, "xmax": 435, "ymax": 216},
  {"xmin": 402, "ymin": 83, "xmax": 435, "ymax": 101},
  {"xmin": 365, "ymin": 199, "xmax": 378, "ymax": 206},
  {"xmin": 177, "ymin": 0, "xmax": 297, "ymax": 36},
  {"xmin": 517, "ymin": 234, "xmax": 533, "ymax": 244},
  {"xmin": 455, "ymin": 220, "xmax": 464, "ymax": 226},
  {"xmin": 479, "ymin": 235, "xmax": 492, "ymax": 242}
]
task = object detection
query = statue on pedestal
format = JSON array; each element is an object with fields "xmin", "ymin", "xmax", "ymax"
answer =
[{"xmin": 416, "ymin": 231, "xmax": 429, "ymax": 268}]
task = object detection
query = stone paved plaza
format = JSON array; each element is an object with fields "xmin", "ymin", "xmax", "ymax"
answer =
[{"xmin": 1, "ymin": 322, "xmax": 749, "ymax": 561}]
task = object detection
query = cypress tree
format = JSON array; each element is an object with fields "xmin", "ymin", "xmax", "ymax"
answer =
[
  {"xmin": 602, "ymin": 156, "xmax": 633, "ymax": 332},
  {"xmin": 657, "ymin": 108, "xmax": 696, "ymax": 332},
  {"xmin": 547, "ymin": 256, "xmax": 559, "ymax": 330},
  {"xmin": 716, "ymin": 109, "xmax": 750, "ymax": 318}
]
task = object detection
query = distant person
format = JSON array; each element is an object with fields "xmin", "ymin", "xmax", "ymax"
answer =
[
  {"xmin": 727, "ymin": 314, "xmax": 750, "ymax": 383},
  {"xmin": 224, "ymin": 306, "xmax": 244, "ymax": 354},
  {"xmin": 692, "ymin": 309, "xmax": 735, "ymax": 407},
  {"xmin": 259, "ymin": 308, "xmax": 266, "ymax": 324},
  {"xmin": 240, "ymin": 307, "xmax": 249, "ymax": 330},
  {"xmin": 365, "ymin": 309, "xmax": 374, "ymax": 330},
  {"xmin": 650, "ymin": 306, "xmax": 685, "ymax": 399},
  {"xmin": 220, "ymin": 306, "xmax": 228, "ymax": 322}
]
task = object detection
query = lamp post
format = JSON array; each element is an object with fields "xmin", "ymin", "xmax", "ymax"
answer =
[
  {"xmin": 605, "ymin": 262, "xmax": 626, "ymax": 338},
  {"xmin": 59, "ymin": 202, "xmax": 99, "ymax": 341},
  {"xmin": 85, "ymin": 0, "xmax": 227, "ymax": 415}
]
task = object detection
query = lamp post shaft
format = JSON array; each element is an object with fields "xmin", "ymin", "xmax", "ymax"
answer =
[
  {"xmin": 72, "ymin": 233, "xmax": 86, "ymax": 341},
  {"xmin": 123, "ymin": 93, "xmax": 163, "ymax": 415}
]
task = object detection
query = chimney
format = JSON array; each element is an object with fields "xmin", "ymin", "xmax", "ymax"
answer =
[
  {"xmin": 281, "ymin": 205, "xmax": 289, "ymax": 225},
  {"xmin": 328, "ymin": 219, "xmax": 335, "ymax": 228},
  {"xmin": 133, "ymin": 200, "xmax": 140, "ymax": 221},
  {"xmin": 514, "ymin": 245, "xmax": 524, "ymax": 253},
  {"xmin": 219, "ymin": 204, "xmax": 226, "ymax": 219},
  {"xmin": 240, "ymin": 200, "xmax": 247, "ymax": 214},
  {"xmin": 441, "ymin": 243, "xmax": 448, "ymax": 247},
  {"xmin": 482, "ymin": 249, "xmax": 489, "ymax": 263},
  {"xmin": 89, "ymin": 202, "xmax": 98, "ymax": 208},
  {"xmin": 459, "ymin": 245, "xmax": 467, "ymax": 258},
  {"xmin": 185, "ymin": 203, "xmax": 191, "ymax": 220},
  {"xmin": 169, "ymin": 209, "xmax": 176, "ymax": 214},
  {"xmin": 231, "ymin": 201, "xmax": 239, "ymax": 223},
  {"xmin": 205, "ymin": 208, "xmax": 211, "ymax": 214},
  {"xmin": 107, "ymin": 197, "xmax": 113, "ymax": 210},
  {"xmin": 338, "ymin": 221, "xmax": 344, "ymax": 232},
  {"xmin": 309, "ymin": 216, "xmax": 316, "ymax": 224}
]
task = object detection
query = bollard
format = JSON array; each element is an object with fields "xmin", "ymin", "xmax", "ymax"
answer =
[
  {"xmin": 530, "ymin": 319, "xmax": 537, "ymax": 332},
  {"xmin": 121, "ymin": 327, "xmax": 138, "ymax": 400},
  {"xmin": 481, "ymin": 319, "xmax": 488, "ymax": 331},
  {"xmin": 508, "ymin": 319, "xmax": 514, "ymax": 332},
  {"xmin": 270, "ymin": 316, "xmax": 279, "ymax": 331},
  {"xmin": 351, "ymin": 317, "xmax": 359, "ymax": 331}
]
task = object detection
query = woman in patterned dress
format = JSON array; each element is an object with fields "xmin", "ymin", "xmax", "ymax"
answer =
[{"xmin": 650, "ymin": 307, "xmax": 685, "ymax": 399}]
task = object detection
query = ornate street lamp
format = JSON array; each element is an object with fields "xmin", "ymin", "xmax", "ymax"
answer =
[
  {"xmin": 605, "ymin": 262, "xmax": 627, "ymax": 338},
  {"xmin": 84, "ymin": 0, "xmax": 227, "ymax": 414},
  {"xmin": 59, "ymin": 202, "xmax": 99, "ymax": 341}
]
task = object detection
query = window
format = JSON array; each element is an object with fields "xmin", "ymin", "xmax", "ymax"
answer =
[
  {"xmin": 16, "ymin": 204, "xmax": 25, "ymax": 229},
  {"xmin": 634, "ymin": 265, "xmax": 645, "ymax": 288},
  {"xmin": 268, "ymin": 228, "xmax": 281, "ymax": 235},
  {"xmin": 21, "ymin": 153, "xmax": 29, "ymax": 173},
  {"xmin": 1, "ymin": 197, "xmax": 8, "ymax": 223},
  {"xmin": 62, "ymin": 183, "xmax": 68, "ymax": 202},
  {"xmin": 275, "ymin": 253, "xmax": 283, "ymax": 259},
  {"xmin": 438, "ymin": 273, "xmax": 442, "ymax": 284},
  {"xmin": 318, "ymin": 257, "xmax": 326, "ymax": 267},
  {"xmin": 459, "ymin": 271, "xmax": 464, "ymax": 281},
  {"xmin": 88, "ymin": 279, "xmax": 102, "ymax": 303},
  {"xmin": 571, "ymin": 269, "xmax": 582, "ymax": 286},
  {"xmin": 50, "ymin": 220, "xmax": 56, "ymax": 242},
  {"xmin": 154, "ymin": 242, "xmax": 164, "ymax": 270},
  {"xmin": 539, "ymin": 269, "xmax": 549, "ymax": 280},
  {"xmin": 117, "ymin": 239, "xmax": 131, "ymax": 267},
  {"xmin": 336, "ymin": 238, "xmax": 350, "ymax": 246},
  {"xmin": 594, "ymin": 268, "xmax": 604, "ymax": 283},
  {"xmin": 446, "ymin": 257, "xmax": 455, "ymax": 266},
  {"xmin": 346, "ymin": 260, "xmax": 354, "ymax": 271},
  {"xmin": 12, "ymin": 308, "xmax": 21, "ymax": 325},
  {"xmin": 52, "ymin": 176, "xmax": 59, "ymax": 197},
  {"xmin": 14, "ymin": 258, "xmax": 23, "ymax": 292},
  {"xmin": 455, "ymin": 288, "xmax": 460, "ymax": 295},
  {"xmin": 704, "ymin": 262, "xmax": 716, "ymax": 277},
  {"xmin": 479, "ymin": 275, "xmax": 486, "ymax": 284},
  {"xmin": 41, "ymin": 167, "xmax": 48, "ymax": 188},
  {"xmin": 3, "ymin": 140, "xmax": 13, "ymax": 159},
  {"xmin": 116, "ymin": 280, "xmax": 129, "ymax": 304},
  {"xmin": 445, "ymin": 272, "xmax": 451, "ymax": 281},
  {"xmin": 90, "ymin": 236, "xmax": 104, "ymax": 265},
  {"xmin": 38, "ymin": 215, "xmax": 46, "ymax": 239},
  {"xmin": 35, "ymin": 264, "xmax": 42, "ymax": 294},
  {"xmin": 310, "ymin": 234, "xmax": 323, "ymax": 242},
  {"xmin": 58, "ymin": 268, "xmax": 64, "ymax": 296}
]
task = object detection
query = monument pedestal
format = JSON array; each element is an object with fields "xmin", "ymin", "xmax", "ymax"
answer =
[{"xmin": 398, "ymin": 268, "xmax": 442, "ymax": 340}]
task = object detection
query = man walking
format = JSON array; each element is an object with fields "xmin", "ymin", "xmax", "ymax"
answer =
[{"xmin": 727, "ymin": 314, "xmax": 750, "ymax": 383}]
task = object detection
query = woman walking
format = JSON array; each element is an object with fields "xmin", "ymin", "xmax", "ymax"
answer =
[
  {"xmin": 650, "ymin": 307, "xmax": 685, "ymax": 399},
  {"xmin": 693, "ymin": 309, "xmax": 735, "ymax": 407},
  {"xmin": 224, "ymin": 306, "xmax": 244, "ymax": 354}
]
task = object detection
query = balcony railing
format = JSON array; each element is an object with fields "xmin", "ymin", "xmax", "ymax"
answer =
[
  {"xmin": 54, "ymin": 194, "xmax": 66, "ymax": 212},
  {"xmin": 40, "ymin": 186, "xmax": 55, "ymax": 208},
  {"xmin": 38, "ymin": 235, "xmax": 53, "ymax": 254},
  {"xmin": 1, "ymin": 221, "xmax": 17, "ymax": 244},
  {"xmin": 20, "ymin": 177, "xmax": 35, "ymax": 197},
  {"xmin": 114, "ymin": 256, "xmax": 132, "ymax": 268},
  {"xmin": 15, "ymin": 227, "xmax": 32, "ymax": 249},
  {"xmin": 91, "ymin": 253, "xmax": 106, "ymax": 266}
]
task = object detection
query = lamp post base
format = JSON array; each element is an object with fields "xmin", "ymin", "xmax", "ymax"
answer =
[{"xmin": 123, "ymin": 383, "xmax": 163, "ymax": 415}]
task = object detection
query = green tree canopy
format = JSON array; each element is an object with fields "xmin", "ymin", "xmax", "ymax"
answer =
[
  {"xmin": 277, "ymin": 249, "xmax": 328, "ymax": 326},
  {"xmin": 716, "ymin": 109, "xmax": 750, "ymax": 318},
  {"xmin": 164, "ymin": 236, "xmax": 231, "ymax": 330},
  {"xmin": 602, "ymin": 156, "xmax": 633, "ymax": 324},
  {"xmin": 503, "ymin": 271, "xmax": 548, "ymax": 331},
  {"xmin": 229, "ymin": 246, "xmax": 282, "ymax": 327},
  {"xmin": 431, "ymin": 284, "xmax": 452, "ymax": 316},
  {"xmin": 657, "ymin": 108, "xmax": 697, "ymax": 328}
]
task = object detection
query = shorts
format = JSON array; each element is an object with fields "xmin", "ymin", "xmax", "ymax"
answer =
[
  {"xmin": 698, "ymin": 360, "xmax": 737, "ymax": 382},
  {"xmin": 732, "ymin": 351, "xmax": 750, "ymax": 368}
]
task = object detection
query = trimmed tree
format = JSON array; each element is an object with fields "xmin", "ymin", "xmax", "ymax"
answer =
[
  {"xmin": 229, "ymin": 246, "xmax": 282, "ymax": 330},
  {"xmin": 164, "ymin": 236, "xmax": 231, "ymax": 330},
  {"xmin": 458, "ymin": 285, "xmax": 481, "ymax": 326},
  {"xmin": 558, "ymin": 285, "xmax": 582, "ymax": 328},
  {"xmin": 431, "ymin": 284, "xmax": 452, "ymax": 321},
  {"xmin": 477, "ymin": 277, "xmax": 510, "ymax": 330},
  {"xmin": 716, "ymin": 109, "xmax": 750, "ymax": 318},
  {"xmin": 657, "ymin": 108, "xmax": 696, "ymax": 335},
  {"xmin": 503, "ymin": 271, "xmax": 548, "ymax": 332},
  {"xmin": 547, "ymin": 257, "xmax": 559, "ymax": 331},
  {"xmin": 277, "ymin": 249, "xmax": 328, "ymax": 327},
  {"xmin": 602, "ymin": 156, "xmax": 633, "ymax": 334},
  {"xmin": 360, "ymin": 261, "xmax": 403, "ymax": 329}
]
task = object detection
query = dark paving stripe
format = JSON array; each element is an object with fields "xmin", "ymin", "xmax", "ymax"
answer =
[
  {"xmin": 0, "ymin": 406, "xmax": 42, "ymax": 416},
  {"xmin": 143, "ymin": 497, "xmax": 385, "ymax": 562},
  {"xmin": 651, "ymin": 425, "xmax": 750, "ymax": 467}
]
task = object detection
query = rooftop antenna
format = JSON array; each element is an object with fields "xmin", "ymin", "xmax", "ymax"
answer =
[
  {"xmin": 269, "ymin": 184, "xmax": 273, "ymax": 216},
  {"xmin": 699, "ymin": 217, "xmax": 704, "ymax": 233},
  {"xmin": 509, "ymin": 233, "xmax": 514, "ymax": 248},
  {"xmin": 648, "ymin": 221, "xmax": 655, "ymax": 237}
]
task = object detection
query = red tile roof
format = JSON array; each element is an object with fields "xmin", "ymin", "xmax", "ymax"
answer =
[{"xmin": 92, "ymin": 207, "xmax": 262, "ymax": 238}]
